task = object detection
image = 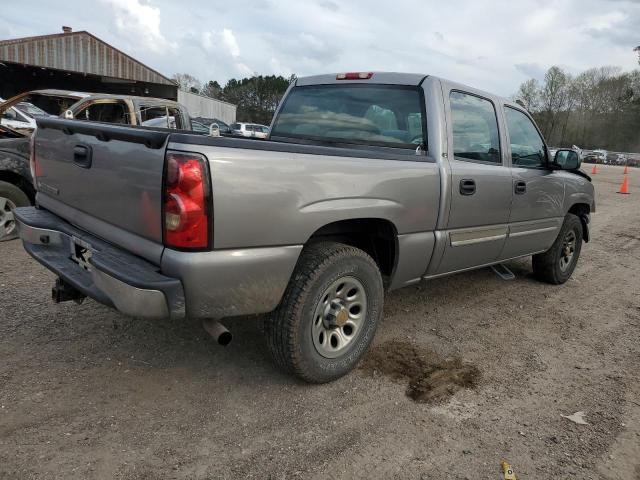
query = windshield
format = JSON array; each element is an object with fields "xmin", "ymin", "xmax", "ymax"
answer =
[
  {"xmin": 271, "ymin": 84, "xmax": 425, "ymax": 149},
  {"xmin": 15, "ymin": 102, "xmax": 49, "ymax": 117},
  {"xmin": 3, "ymin": 94, "xmax": 81, "ymax": 116}
]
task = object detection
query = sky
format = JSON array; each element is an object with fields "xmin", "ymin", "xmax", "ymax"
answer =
[{"xmin": 1, "ymin": 0, "xmax": 639, "ymax": 96}]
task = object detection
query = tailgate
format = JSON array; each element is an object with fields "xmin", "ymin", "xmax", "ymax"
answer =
[{"xmin": 34, "ymin": 118, "xmax": 170, "ymax": 261}]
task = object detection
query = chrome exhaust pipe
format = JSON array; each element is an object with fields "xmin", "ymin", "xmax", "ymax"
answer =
[{"xmin": 202, "ymin": 319, "xmax": 232, "ymax": 346}]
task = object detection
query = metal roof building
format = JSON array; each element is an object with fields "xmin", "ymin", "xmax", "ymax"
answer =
[{"xmin": 0, "ymin": 27, "xmax": 177, "ymax": 100}]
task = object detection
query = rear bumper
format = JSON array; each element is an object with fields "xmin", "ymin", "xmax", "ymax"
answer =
[{"xmin": 15, "ymin": 207, "xmax": 185, "ymax": 319}]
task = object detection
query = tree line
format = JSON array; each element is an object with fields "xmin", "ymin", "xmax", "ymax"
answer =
[
  {"xmin": 172, "ymin": 73, "xmax": 292, "ymax": 125},
  {"xmin": 515, "ymin": 66, "xmax": 640, "ymax": 152},
  {"xmin": 173, "ymin": 66, "xmax": 640, "ymax": 151}
]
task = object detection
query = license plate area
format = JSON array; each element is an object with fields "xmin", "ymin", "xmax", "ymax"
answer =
[{"xmin": 70, "ymin": 236, "xmax": 93, "ymax": 272}]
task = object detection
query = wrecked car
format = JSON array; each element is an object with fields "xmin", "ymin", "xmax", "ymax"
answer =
[
  {"xmin": 63, "ymin": 94, "xmax": 191, "ymax": 130},
  {"xmin": 0, "ymin": 91, "xmax": 195, "ymax": 241},
  {"xmin": 0, "ymin": 125, "xmax": 32, "ymax": 241}
]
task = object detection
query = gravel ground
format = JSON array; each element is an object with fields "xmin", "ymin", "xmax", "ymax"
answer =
[{"xmin": 1, "ymin": 165, "xmax": 639, "ymax": 480}]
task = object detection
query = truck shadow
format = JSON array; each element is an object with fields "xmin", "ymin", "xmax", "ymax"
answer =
[{"xmin": 47, "ymin": 258, "xmax": 537, "ymax": 392}]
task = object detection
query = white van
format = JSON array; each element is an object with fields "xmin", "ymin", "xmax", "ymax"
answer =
[{"xmin": 230, "ymin": 122, "xmax": 270, "ymax": 139}]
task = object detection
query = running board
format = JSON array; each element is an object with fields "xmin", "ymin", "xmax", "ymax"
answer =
[{"xmin": 490, "ymin": 263, "xmax": 515, "ymax": 281}]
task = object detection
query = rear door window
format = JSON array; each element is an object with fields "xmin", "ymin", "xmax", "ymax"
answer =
[
  {"xmin": 74, "ymin": 101, "xmax": 129, "ymax": 124},
  {"xmin": 270, "ymin": 84, "xmax": 426, "ymax": 149},
  {"xmin": 449, "ymin": 91, "xmax": 501, "ymax": 164},
  {"xmin": 140, "ymin": 105, "xmax": 170, "ymax": 128}
]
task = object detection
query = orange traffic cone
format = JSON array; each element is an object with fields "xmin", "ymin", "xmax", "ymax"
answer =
[
  {"xmin": 623, "ymin": 164, "xmax": 629, "ymax": 174},
  {"xmin": 591, "ymin": 163, "xmax": 598, "ymax": 174},
  {"xmin": 618, "ymin": 175, "xmax": 630, "ymax": 194}
]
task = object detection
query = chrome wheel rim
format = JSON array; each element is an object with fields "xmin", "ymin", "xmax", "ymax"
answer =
[
  {"xmin": 0, "ymin": 196, "xmax": 17, "ymax": 241},
  {"xmin": 312, "ymin": 276, "xmax": 367, "ymax": 359},
  {"xmin": 559, "ymin": 230, "xmax": 576, "ymax": 272}
]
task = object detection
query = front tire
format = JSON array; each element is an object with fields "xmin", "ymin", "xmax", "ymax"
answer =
[
  {"xmin": 265, "ymin": 241, "xmax": 384, "ymax": 383},
  {"xmin": 0, "ymin": 181, "xmax": 30, "ymax": 242},
  {"xmin": 532, "ymin": 213, "xmax": 583, "ymax": 284}
]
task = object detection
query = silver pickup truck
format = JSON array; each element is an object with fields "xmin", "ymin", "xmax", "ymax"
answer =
[{"xmin": 15, "ymin": 72, "xmax": 595, "ymax": 383}]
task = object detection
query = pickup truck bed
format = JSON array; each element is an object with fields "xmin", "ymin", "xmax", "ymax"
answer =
[{"xmin": 16, "ymin": 72, "xmax": 594, "ymax": 383}]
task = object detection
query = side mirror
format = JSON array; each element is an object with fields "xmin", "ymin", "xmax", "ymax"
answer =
[
  {"xmin": 209, "ymin": 123, "xmax": 220, "ymax": 137},
  {"xmin": 553, "ymin": 149, "xmax": 581, "ymax": 170},
  {"xmin": 63, "ymin": 109, "xmax": 74, "ymax": 120}
]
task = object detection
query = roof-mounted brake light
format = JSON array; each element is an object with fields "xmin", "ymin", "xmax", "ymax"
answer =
[{"xmin": 336, "ymin": 72, "xmax": 373, "ymax": 80}]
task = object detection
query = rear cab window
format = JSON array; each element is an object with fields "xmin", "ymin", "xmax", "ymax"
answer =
[{"xmin": 270, "ymin": 84, "xmax": 426, "ymax": 150}]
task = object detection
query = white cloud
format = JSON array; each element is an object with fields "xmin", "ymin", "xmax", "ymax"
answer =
[
  {"xmin": 584, "ymin": 11, "xmax": 626, "ymax": 30},
  {"xmin": 525, "ymin": 7, "xmax": 557, "ymax": 32},
  {"xmin": 100, "ymin": 0, "xmax": 175, "ymax": 53},
  {"xmin": 234, "ymin": 62, "xmax": 253, "ymax": 76},
  {"xmin": 222, "ymin": 29, "xmax": 240, "ymax": 58},
  {"xmin": 3, "ymin": 0, "xmax": 639, "ymax": 94},
  {"xmin": 269, "ymin": 57, "xmax": 293, "ymax": 78}
]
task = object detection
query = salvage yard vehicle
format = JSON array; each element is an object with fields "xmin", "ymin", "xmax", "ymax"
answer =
[
  {"xmin": 0, "ymin": 90, "xmax": 192, "ymax": 130},
  {"xmin": 0, "ymin": 90, "xmax": 88, "ymax": 117},
  {"xmin": 193, "ymin": 117, "xmax": 232, "ymax": 135},
  {"xmin": 0, "ymin": 125, "xmax": 32, "ymax": 241},
  {"xmin": 0, "ymin": 98, "xmax": 51, "ymax": 134},
  {"xmin": 15, "ymin": 72, "xmax": 595, "ymax": 383},
  {"xmin": 64, "ymin": 94, "xmax": 191, "ymax": 130},
  {"xmin": 0, "ymin": 92, "xmax": 192, "ymax": 241}
]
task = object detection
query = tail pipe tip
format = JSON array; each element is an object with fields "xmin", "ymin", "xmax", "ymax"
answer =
[{"xmin": 202, "ymin": 319, "xmax": 232, "ymax": 346}]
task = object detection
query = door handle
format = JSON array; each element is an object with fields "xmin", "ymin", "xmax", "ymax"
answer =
[
  {"xmin": 514, "ymin": 180, "xmax": 527, "ymax": 195},
  {"xmin": 459, "ymin": 179, "xmax": 476, "ymax": 195},
  {"xmin": 73, "ymin": 144, "xmax": 92, "ymax": 169}
]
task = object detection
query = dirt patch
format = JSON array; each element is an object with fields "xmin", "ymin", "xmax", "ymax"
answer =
[{"xmin": 359, "ymin": 339, "xmax": 480, "ymax": 403}]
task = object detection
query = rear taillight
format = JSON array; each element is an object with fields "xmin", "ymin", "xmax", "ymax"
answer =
[{"xmin": 163, "ymin": 152, "xmax": 211, "ymax": 250}]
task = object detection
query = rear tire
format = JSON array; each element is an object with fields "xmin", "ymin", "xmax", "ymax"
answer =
[
  {"xmin": 532, "ymin": 213, "xmax": 583, "ymax": 284},
  {"xmin": 265, "ymin": 241, "xmax": 384, "ymax": 383},
  {"xmin": 0, "ymin": 180, "xmax": 30, "ymax": 242}
]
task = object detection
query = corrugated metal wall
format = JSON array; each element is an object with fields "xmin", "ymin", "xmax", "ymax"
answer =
[
  {"xmin": 177, "ymin": 90, "xmax": 237, "ymax": 124},
  {"xmin": 0, "ymin": 32, "xmax": 173, "ymax": 86}
]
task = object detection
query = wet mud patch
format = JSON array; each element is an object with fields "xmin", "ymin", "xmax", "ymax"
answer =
[{"xmin": 360, "ymin": 340, "xmax": 480, "ymax": 404}]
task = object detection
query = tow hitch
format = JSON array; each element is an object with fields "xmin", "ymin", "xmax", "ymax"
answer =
[{"xmin": 52, "ymin": 278, "xmax": 86, "ymax": 304}]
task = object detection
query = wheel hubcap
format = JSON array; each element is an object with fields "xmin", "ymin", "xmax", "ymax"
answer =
[
  {"xmin": 559, "ymin": 230, "xmax": 576, "ymax": 272},
  {"xmin": 312, "ymin": 276, "xmax": 367, "ymax": 359},
  {"xmin": 0, "ymin": 196, "xmax": 17, "ymax": 241}
]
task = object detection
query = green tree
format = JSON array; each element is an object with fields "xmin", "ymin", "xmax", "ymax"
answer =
[
  {"xmin": 201, "ymin": 80, "xmax": 222, "ymax": 99},
  {"xmin": 172, "ymin": 73, "xmax": 202, "ymax": 93},
  {"xmin": 514, "ymin": 65, "xmax": 640, "ymax": 152},
  {"xmin": 219, "ymin": 75, "xmax": 293, "ymax": 124},
  {"xmin": 515, "ymin": 78, "xmax": 540, "ymax": 111}
]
